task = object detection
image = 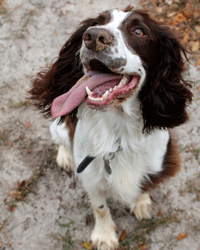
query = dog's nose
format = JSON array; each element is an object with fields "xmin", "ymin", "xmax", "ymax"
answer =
[{"xmin": 83, "ymin": 28, "xmax": 113, "ymax": 52}]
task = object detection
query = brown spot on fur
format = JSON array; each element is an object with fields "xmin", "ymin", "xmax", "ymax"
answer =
[
  {"xmin": 94, "ymin": 207, "xmax": 107, "ymax": 218},
  {"xmin": 92, "ymin": 203, "xmax": 108, "ymax": 218},
  {"xmin": 65, "ymin": 115, "xmax": 77, "ymax": 144},
  {"xmin": 142, "ymin": 131, "xmax": 181, "ymax": 191}
]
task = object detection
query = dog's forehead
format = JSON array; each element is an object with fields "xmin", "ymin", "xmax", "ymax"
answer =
[{"xmin": 107, "ymin": 9, "xmax": 131, "ymax": 28}]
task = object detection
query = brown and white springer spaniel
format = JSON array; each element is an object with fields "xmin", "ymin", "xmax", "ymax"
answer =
[{"xmin": 30, "ymin": 6, "xmax": 192, "ymax": 250}]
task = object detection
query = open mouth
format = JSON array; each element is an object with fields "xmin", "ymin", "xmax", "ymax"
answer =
[
  {"xmin": 85, "ymin": 59, "xmax": 140, "ymax": 108},
  {"xmin": 51, "ymin": 59, "xmax": 140, "ymax": 119}
]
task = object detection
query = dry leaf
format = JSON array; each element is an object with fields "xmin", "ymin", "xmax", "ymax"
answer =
[
  {"xmin": 195, "ymin": 26, "xmax": 200, "ymax": 34},
  {"xmin": 9, "ymin": 190, "xmax": 22, "ymax": 199},
  {"xmin": 167, "ymin": 12, "xmax": 176, "ymax": 18},
  {"xmin": 8, "ymin": 205, "xmax": 15, "ymax": 212},
  {"xmin": 7, "ymin": 141, "xmax": 13, "ymax": 147},
  {"xmin": 184, "ymin": 3, "xmax": 194, "ymax": 18},
  {"xmin": 82, "ymin": 241, "xmax": 92, "ymax": 250},
  {"xmin": 172, "ymin": 13, "xmax": 188, "ymax": 25},
  {"xmin": 69, "ymin": 181, "xmax": 76, "ymax": 189},
  {"xmin": 139, "ymin": 244, "xmax": 149, "ymax": 250},
  {"xmin": 156, "ymin": 7, "xmax": 163, "ymax": 13},
  {"xmin": 177, "ymin": 233, "xmax": 188, "ymax": 240},
  {"xmin": 159, "ymin": 18, "xmax": 165, "ymax": 23},
  {"xmin": 191, "ymin": 41, "xmax": 200, "ymax": 52},
  {"xmin": 23, "ymin": 122, "xmax": 31, "ymax": 128},
  {"xmin": 52, "ymin": 235, "xmax": 62, "ymax": 242},
  {"xmin": 196, "ymin": 58, "xmax": 200, "ymax": 66},
  {"xmin": 119, "ymin": 229, "xmax": 126, "ymax": 242},
  {"xmin": 17, "ymin": 180, "xmax": 26, "ymax": 190},
  {"xmin": 0, "ymin": 0, "xmax": 6, "ymax": 10},
  {"xmin": 0, "ymin": 44, "xmax": 5, "ymax": 51},
  {"xmin": 157, "ymin": 210, "xmax": 164, "ymax": 216},
  {"xmin": 165, "ymin": 0, "xmax": 173, "ymax": 6}
]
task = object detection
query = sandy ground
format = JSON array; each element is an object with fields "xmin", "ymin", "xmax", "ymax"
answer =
[{"xmin": 0, "ymin": 0, "xmax": 200, "ymax": 249}]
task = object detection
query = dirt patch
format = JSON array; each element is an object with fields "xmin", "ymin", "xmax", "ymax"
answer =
[{"xmin": 0, "ymin": 0, "xmax": 200, "ymax": 250}]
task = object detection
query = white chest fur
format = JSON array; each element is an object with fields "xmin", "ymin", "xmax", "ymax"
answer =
[{"xmin": 73, "ymin": 99, "xmax": 169, "ymax": 204}]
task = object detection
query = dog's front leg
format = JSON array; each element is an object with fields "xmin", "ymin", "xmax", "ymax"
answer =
[
  {"xmin": 89, "ymin": 192, "xmax": 119, "ymax": 250},
  {"xmin": 50, "ymin": 119, "xmax": 74, "ymax": 171}
]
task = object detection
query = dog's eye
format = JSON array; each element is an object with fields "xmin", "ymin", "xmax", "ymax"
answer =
[{"xmin": 133, "ymin": 28, "xmax": 144, "ymax": 36}]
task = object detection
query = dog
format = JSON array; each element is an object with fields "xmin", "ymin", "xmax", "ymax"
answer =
[{"xmin": 29, "ymin": 6, "xmax": 192, "ymax": 250}]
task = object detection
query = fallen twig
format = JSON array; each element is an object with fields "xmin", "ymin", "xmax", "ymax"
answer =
[{"xmin": 0, "ymin": 223, "xmax": 11, "ymax": 247}]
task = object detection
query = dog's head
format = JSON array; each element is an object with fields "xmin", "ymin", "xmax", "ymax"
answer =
[
  {"xmin": 79, "ymin": 9, "xmax": 147, "ymax": 110},
  {"xmin": 30, "ymin": 6, "xmax": 192, "ymax": 132}
]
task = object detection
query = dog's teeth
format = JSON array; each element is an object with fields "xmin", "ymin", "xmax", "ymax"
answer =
[
  {"xmin": 109, "ymin": 88, "xmax": 113, "ymax": 92},
  {"xmin": 113, "ymin": 86, "xmax": 117, "ymax": 90},
  {"xmin": 96, "ymin": 97, "xmax": 103, "ymax": 101},
  {"xmin": 102, "ymin": 90, "xmax": 109, "ymax": 99},
  {"xmin": 118, "ymin": 75, "xmax": 128, "ymax": 87},
  {"xmin": 88, "ymin": 96, "xmax": 103, "ymax": 101},
  {"xmin": 86, "ymin": 86, "xmax": 92, "ymax": 96},
  {"xmin": 89, "ymin": 96, "xmax": 95, "ymax": 100}
]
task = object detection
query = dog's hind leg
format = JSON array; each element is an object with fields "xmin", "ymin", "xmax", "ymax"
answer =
[
  {"xmin": 130, "ymin": 192, "xmax": 152, "ymax": 220},
  {"xmin": 89, "ymin": 192, "xmax": 119, "ymax": 250},
  {"xmin": 49, "ymin": 119, "xmax": 74, "ymax": 171}
]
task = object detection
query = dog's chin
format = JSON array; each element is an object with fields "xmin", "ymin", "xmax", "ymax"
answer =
[{"xmin": 84, "ymin": 59, "xmax": 141, "ymax": 110}]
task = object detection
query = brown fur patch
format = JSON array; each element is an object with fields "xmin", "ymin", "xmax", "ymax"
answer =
[
  {"xmin": 65, "ymin": 116, "xmax": 77, "ymax": 144},
  {"xmin": 141, "ymin": 131, "xmax": 181, "ymax": 191}
]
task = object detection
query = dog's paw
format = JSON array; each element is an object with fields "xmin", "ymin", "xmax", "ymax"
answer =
[
  {"xmin": 91, "ymin": 227, "xmax": 119, "ymax": 250},
  {"xmin": 56, "ymin": 145, "xmax": 73, "ymax": 171},
  {"xmin": 131, "ymin": 192, "xmax": 152, "ymax": 220}
]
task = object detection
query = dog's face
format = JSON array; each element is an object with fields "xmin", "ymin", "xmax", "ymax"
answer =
[{"xmin": 79, "ymin": 9, "xmax": 159, "ymax": 109}]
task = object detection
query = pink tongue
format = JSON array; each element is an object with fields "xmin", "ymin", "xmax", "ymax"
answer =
[{"xmin": 51, "ymin": 71, "xmax": 122, "ymax": 118}]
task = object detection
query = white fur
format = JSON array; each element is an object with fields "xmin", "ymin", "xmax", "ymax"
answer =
[
  {"xmin": 73, "ymin": 99, "xmax": 169, "ymax": 205},
  {"xmin": 50, "ymin": 118, "xmax": 71, "ymax": 149},
  {"xmin": 50, "ymin": 119, "xmax": 73, "ymax": 170},
  {"xmin": 56, "ymin": 145, "xmax": 73, "ymax": 170},
  {"xmin": 108, "ymin": 9, "xmax": 130, "ymax": 28},
  {"xmin": 50, "ymin": 99, "xmax": 169, "ymax": 249},
  {"xmin": 131, "ymin": 192, "xmax": 152, "ymax": 220}
]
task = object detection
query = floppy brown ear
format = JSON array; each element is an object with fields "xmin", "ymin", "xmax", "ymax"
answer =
[
  {"xmin": 29, "ymin": 18, "xmax": 97, "ymax": 120},
  {"xmin": 138, "ymin": 25, "xmax": 193, "ymax": 133}
]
